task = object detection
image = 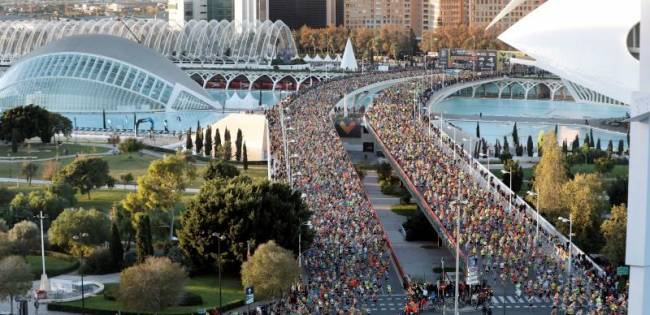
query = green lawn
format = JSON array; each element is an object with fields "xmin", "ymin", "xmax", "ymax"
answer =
[
  {"xmin": 56, "ymin": 275, "xmax": 243, "ymax": 314},
  {"xmin": 391, "ymin": 203, "xmax": 418, "ymax": 216},
  {"xmin": 0, "ymin": 143, "xmax": 104, "ymax": 160},
  {"xmin": 25, "ymin": 254, "xmax": 78, "ymax": 279},
  {"xmin": 569, "ymin": 164, "xmax": 629, "ymax": 178}
]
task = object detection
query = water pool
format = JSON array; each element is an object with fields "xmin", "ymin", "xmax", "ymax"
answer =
[
  {"xmin": 434, "ymin": 98, "xmax": 629, "ymax": 120},
  {"xmin": 64, "ymin": 89, "xmax": 291, "ymax": 131},
  {"xmin": 451, "ymin": 120, "xmax": 628, "ymax": 149}
]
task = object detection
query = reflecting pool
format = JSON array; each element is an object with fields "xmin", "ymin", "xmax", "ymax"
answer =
[
  {"xmin": 450, "ymin": 120, "xmax": 628, "ymax": 149},
  {"xmin": 434, "ymin": 98, "xmax": 629, "ymax": 119}
]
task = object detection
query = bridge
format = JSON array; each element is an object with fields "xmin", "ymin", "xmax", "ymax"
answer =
[
  {"xmin": 185, "ymin": 69, "xmax": 345, "ymax": 91},
  {"xmin": 426, "ymin": 76, "xmax": 627, "ymax": 108}
]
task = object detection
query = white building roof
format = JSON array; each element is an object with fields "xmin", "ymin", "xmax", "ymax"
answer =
[{"xmin": 498, "ymin": 0, "xmax": 639, "ymax": 104}]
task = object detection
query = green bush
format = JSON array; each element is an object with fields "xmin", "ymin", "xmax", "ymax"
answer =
[
  {"xmin": 177, "ymin": 291, "xmax": 203, "ymax": 306},
  {"xmin": 118, "ymin": 138, "xmax": 145, "ymax": 154},
  {"xmin": 103, "ymin": 284, "xmax": 119, "ymax": 301},
  {"xmin": 80, "ymin": 247, "xmax": 117, "ymax": 275}
]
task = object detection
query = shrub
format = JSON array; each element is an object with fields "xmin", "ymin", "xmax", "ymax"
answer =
[
  {"xmin": 80, "ymin": 247, "xmax": 117, "ymax": 275},
  {"xmin": 118, "ymin": 138, "xmax": 144, "ymax": 154},
  {"xmin": 103, "ymin": 284, "xmax": 119, "ymax": 301},
  {"xmin": 177, "ymin": 292, "xmax": 203, "ymax": 306}
]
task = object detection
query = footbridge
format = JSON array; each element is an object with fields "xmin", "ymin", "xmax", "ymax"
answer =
[{"xmin": 185, "ymin": 69, "xmax": 345, "ymax": 91}]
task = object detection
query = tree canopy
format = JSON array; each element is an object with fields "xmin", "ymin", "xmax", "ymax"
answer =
[
  {"xmin": 178, "ymin": 176, "xmax": 312, "ymax": 268},
  {"xmin": 203, "ymin": 160, "xmax": 240, "ymax": 181},
  {"xmin": 0, "ymin": 256, "xmax": 32, "ymax": 302},
  {"xmin": 53, "ymin": 157, "xmax": 113, "ymax": 199},
  {"xmin": 601, "ymin": 204, "xmax": 627, "ymax": 265},
  {"xmin": 48, "ymin": 208, "xmax": 111, "ymax": 255},
  {"xmin": 0, "ymin": 105, "xmax": 72, "ymax": 150},
  {"xmin": 533, "ymin": 132, "xmax": 568, "ymax": 216},
  {"xmin": 241, "ymin": 240, "xmax": 300, "ymax": 299},
  {"xmin": 561, "ymin": 173, "xmax": 608, "ymax": 251}
]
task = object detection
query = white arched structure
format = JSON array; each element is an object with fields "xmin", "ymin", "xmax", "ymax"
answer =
[{"xmin": 0, "ymin": 19, "xmax": 298, "ymax": 66}]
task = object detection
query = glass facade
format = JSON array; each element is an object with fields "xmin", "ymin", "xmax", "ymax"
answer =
[
  {"xmin": 0, "ymin": 52, "xmax": 215, "ymax": 112},
  {"xmin": 208, "ymin": 0, "xmax": 234, "ymax": 21}
]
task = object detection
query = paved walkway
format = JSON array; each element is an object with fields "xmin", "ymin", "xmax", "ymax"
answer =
[
  {"xmin": 362, "ymin": 171, "xmax": 453, "ymax": 284},
  {"xmin": 0, "ymin": 177, "xmax": 200, "ymax": 193}
]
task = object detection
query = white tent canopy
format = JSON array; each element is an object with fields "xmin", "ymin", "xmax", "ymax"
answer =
[{"xmin": 340, "ymin": 38, "xmax": 358, "ymax": 71}]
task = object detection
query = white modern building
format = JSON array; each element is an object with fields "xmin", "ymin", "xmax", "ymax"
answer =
[{"xmin": 0, "ymin": 34, "xmax": 217, "ymax": 112}]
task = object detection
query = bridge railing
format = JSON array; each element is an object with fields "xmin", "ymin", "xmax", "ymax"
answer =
[{"xmin": 364, "ymin": 117, "xmax": 470, "ymax": 271}]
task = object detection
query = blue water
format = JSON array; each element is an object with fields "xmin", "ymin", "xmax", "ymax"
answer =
[
  {"xmin": 63, "ymin": 89, "xmax": 290, "ymax": 131},
  {"xmin": 434, "ymin": 98, "xmax": 629, "ymax": 119},
  {"xmin": 451, "ymin": 120, "xmax": 628, "ymax": 149}
]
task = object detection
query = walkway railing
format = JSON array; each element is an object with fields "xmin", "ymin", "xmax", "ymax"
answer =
[{"xmin": 364, "ymin": 117, "xmax": 470, "ymax": 270}]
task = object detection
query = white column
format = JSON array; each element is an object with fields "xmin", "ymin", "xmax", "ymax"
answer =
[{"xmin": 627, "ymin": 2, "xmax": 650, "ymax": 313}]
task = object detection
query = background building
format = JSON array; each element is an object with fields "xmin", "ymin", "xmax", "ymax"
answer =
[
  {"xmin": 169, "ymin": 0, "xmax": 239, "ymax": 24},
  {"xmin": 343, "ymin": 0, "xmax": 444, "ymax": 37},
  {"xmin": 268, "ymin": 0, "xmax": 337, "ymax": 29},
  {"xmin": 469, "ymin": 0, "xmax": 545, "ymax": 29},
  {"xmin": 439, "ymin": 0, "xmax": 468, "ymax": 27},
  {"xmin": 235, "ymin": 0, "xmax": 269, "ymax": 25}
]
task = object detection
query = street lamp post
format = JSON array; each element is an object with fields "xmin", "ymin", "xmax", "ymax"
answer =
[
  {"xmin": 72, "ymin": 233, "xmax": 89, "ymax": 315},
  {"xmin": 527, "ymin": 190, "xmax": 540, "ymax": 242},
  {"xmin": 558, "ymin": 216, "xmax": 573, "ymax": 290},
  {"xmin": 500, "ymin": 169, "xmax": 513, "ymax": 212},
  {"xmin": 447, "ymin": 125, "xmax": 457, "ymax": 159},
  {"xmin": 212, "ymin": 232, "xmax": 226, "ymax": 311},
  {"xmin": 298, "ymin": 221, "xmax": 312, "ymax": 267},
  {"xmin": 35, "ymin": 211, "xmax": 50, "ymax": 293},
  {"xmin": 450, "ymin": 195, "xmax": 468, "ymax": 315}
]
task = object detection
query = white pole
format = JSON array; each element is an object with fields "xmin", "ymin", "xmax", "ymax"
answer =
[
  {"xmin": 627, "ymin": 2, "xmax": 650, "ymax": 312},
  {"xmin": 38, "ymin": 211, "xmax": 50, "ymax": 292},
  {"xmin": 535, "ymin": 189, "xmax": 540, "ymax": 242}
]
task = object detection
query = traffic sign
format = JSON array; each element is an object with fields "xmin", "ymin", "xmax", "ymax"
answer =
[
  {"xmin": 467, "ymin": 266, "xmax": 480, "ymax": 285},
  {"xmin": 245, "ymin": 287, "xmax": 254, "ymax": 305},
  {"xmin": 617, "ymin": 266, "xmax": 630, "ymax": 276}
]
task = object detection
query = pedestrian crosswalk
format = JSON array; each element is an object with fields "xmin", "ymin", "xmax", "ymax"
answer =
[
  {"xmin": 360, "ymin": 294, "xmax": 408, "ymax": 313},
  {"xmin": 491, "ymin": 295, "xmax": 554, "ymax": 309}
]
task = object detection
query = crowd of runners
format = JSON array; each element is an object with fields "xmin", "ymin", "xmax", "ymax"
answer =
[
  {"xmin": 265, "ymin": 70, "xmax": 429, "ymax": 313},
  {"xmin": 366, "ymin": 78, "xmax": 629, "ymax": 314}
]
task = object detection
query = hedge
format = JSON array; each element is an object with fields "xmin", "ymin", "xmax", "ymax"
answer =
[{"xmin": 48, "ymin": 300, "xmax": 245, "ymax": 315}]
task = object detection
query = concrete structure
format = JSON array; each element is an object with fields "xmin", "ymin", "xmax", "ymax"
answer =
[
  {"xmin": 0, "ymin": 35, "xmax": 217, "ymax": 112},
  {"xmin": 208, "ymin": 113, "xmax": 268, "ymax": 161},
  {"xmin": 0, "ymin": 18, "xmax": 297, "ymax": 67}
]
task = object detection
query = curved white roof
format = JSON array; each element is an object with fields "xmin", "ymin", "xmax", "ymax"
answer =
[
  {"xmin": 498, "ymin": 0, "xmax": 639, "ymax": 104},
  {"xmin": 26, "ymin": 34, "xmax": 210, "ymax": 99}
]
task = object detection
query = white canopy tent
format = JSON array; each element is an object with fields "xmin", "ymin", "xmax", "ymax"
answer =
[{"xmin": 340, "ymin": 38, "xmax": 358, "ymax": 71}]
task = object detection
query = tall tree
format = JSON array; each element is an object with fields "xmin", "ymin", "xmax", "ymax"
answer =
[
  {"xmin": 118, "ymin": 257, "xmax": 187, "ymax": 313},
  {"xmin": 589, "ymin": 129, "xmax": 595, "ymax": 148},
  {"xmin": 214, "ymin": 128, "xmax": 222, "ymax": 153},
  {"xmin": 502, "ymin": 159, "xmax": 524, "ymax": 193},
  {"xmin": 135, "ymin": 213, "xmax": 153, "ymax": 263},
  {"xmin": 243, "ymin": 142, "xmax": 248, "ymax": 170},
  {"xmin": 561, "ymin": 173, "xmax": 608, "ymax": 251},
  {"xmin": 596, "ymin": 138, "xmax": 602, "ymax": 151},
  {"xmin": 109, "ymin": 223, "xmax": 124, "ymax": 269},
  {"xmin": 562, "ymin": 140, "xmax": 568, "ymax": 155},
  {"xmin": 534, "ymin": 131, "xmax": 568, "ymax": 216},
  {"xmin": 502, "ymin": 136, "xmax": 510, "ymax": 155},
  {"xmin": 53, "ymin": 157, "xmax": 113, "ymax": 199},
  {"xmin": 195, "ymin": 127, "xmax": 203, "ymax": 154},
  {"xmin": 601, "ymin": 204, "xmax": 627, "ymax": 265},
  {"xmin": 7, "ymin": 221, "xmax": 39, "ymax": 256},
  {"xmin": 241, "ymin": 240, "xmax": 300, "ymax": 299},
  {"xmin": 607, "ymin": 140, "xmax": 614, "ymax": 156},
  {"xmin": 617, "ymin": 139, "xmax": 625, "ymax": 155},
  {"xmin": 178, "ymin": 177, "xmax": 312, "ymax": 267},
  {"xmin": 584, "ymin": 134, "xmax": 591, "ymax": 150},
  {"xmin": 235, "ymin": 129, "xmax": 243, "ymax": 162},
  {"xmin": 476, "ymin": 122, "xmax": 480, "ymax": 138},
  {"xmin": 204, "ymin": 126, "xmax": 212, "ymax": 157},
  {"xmin": 223, "ymin": 140, "xmax": 232, "ymax": 161},
  {"xmin": 512, "ymin": 122, "xmax": 519, "ymax": 146},
  {"xmin": 526, "ymin": 135, "xmax": 534, "ymax": 157},
  {"xmin": 0, "ymin": 256, "xmax": 32, "ymax": 315},
  {"xmin": 224, "ymin": 128, "xmax": 231, "ymax": 142},
  {"xmin": 572, "ymin": 134, "xmax": 580, "ymax": 152},
  {"xmin": 185, "ymin": 128, "xmax": 193, "ymax": 151}
]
